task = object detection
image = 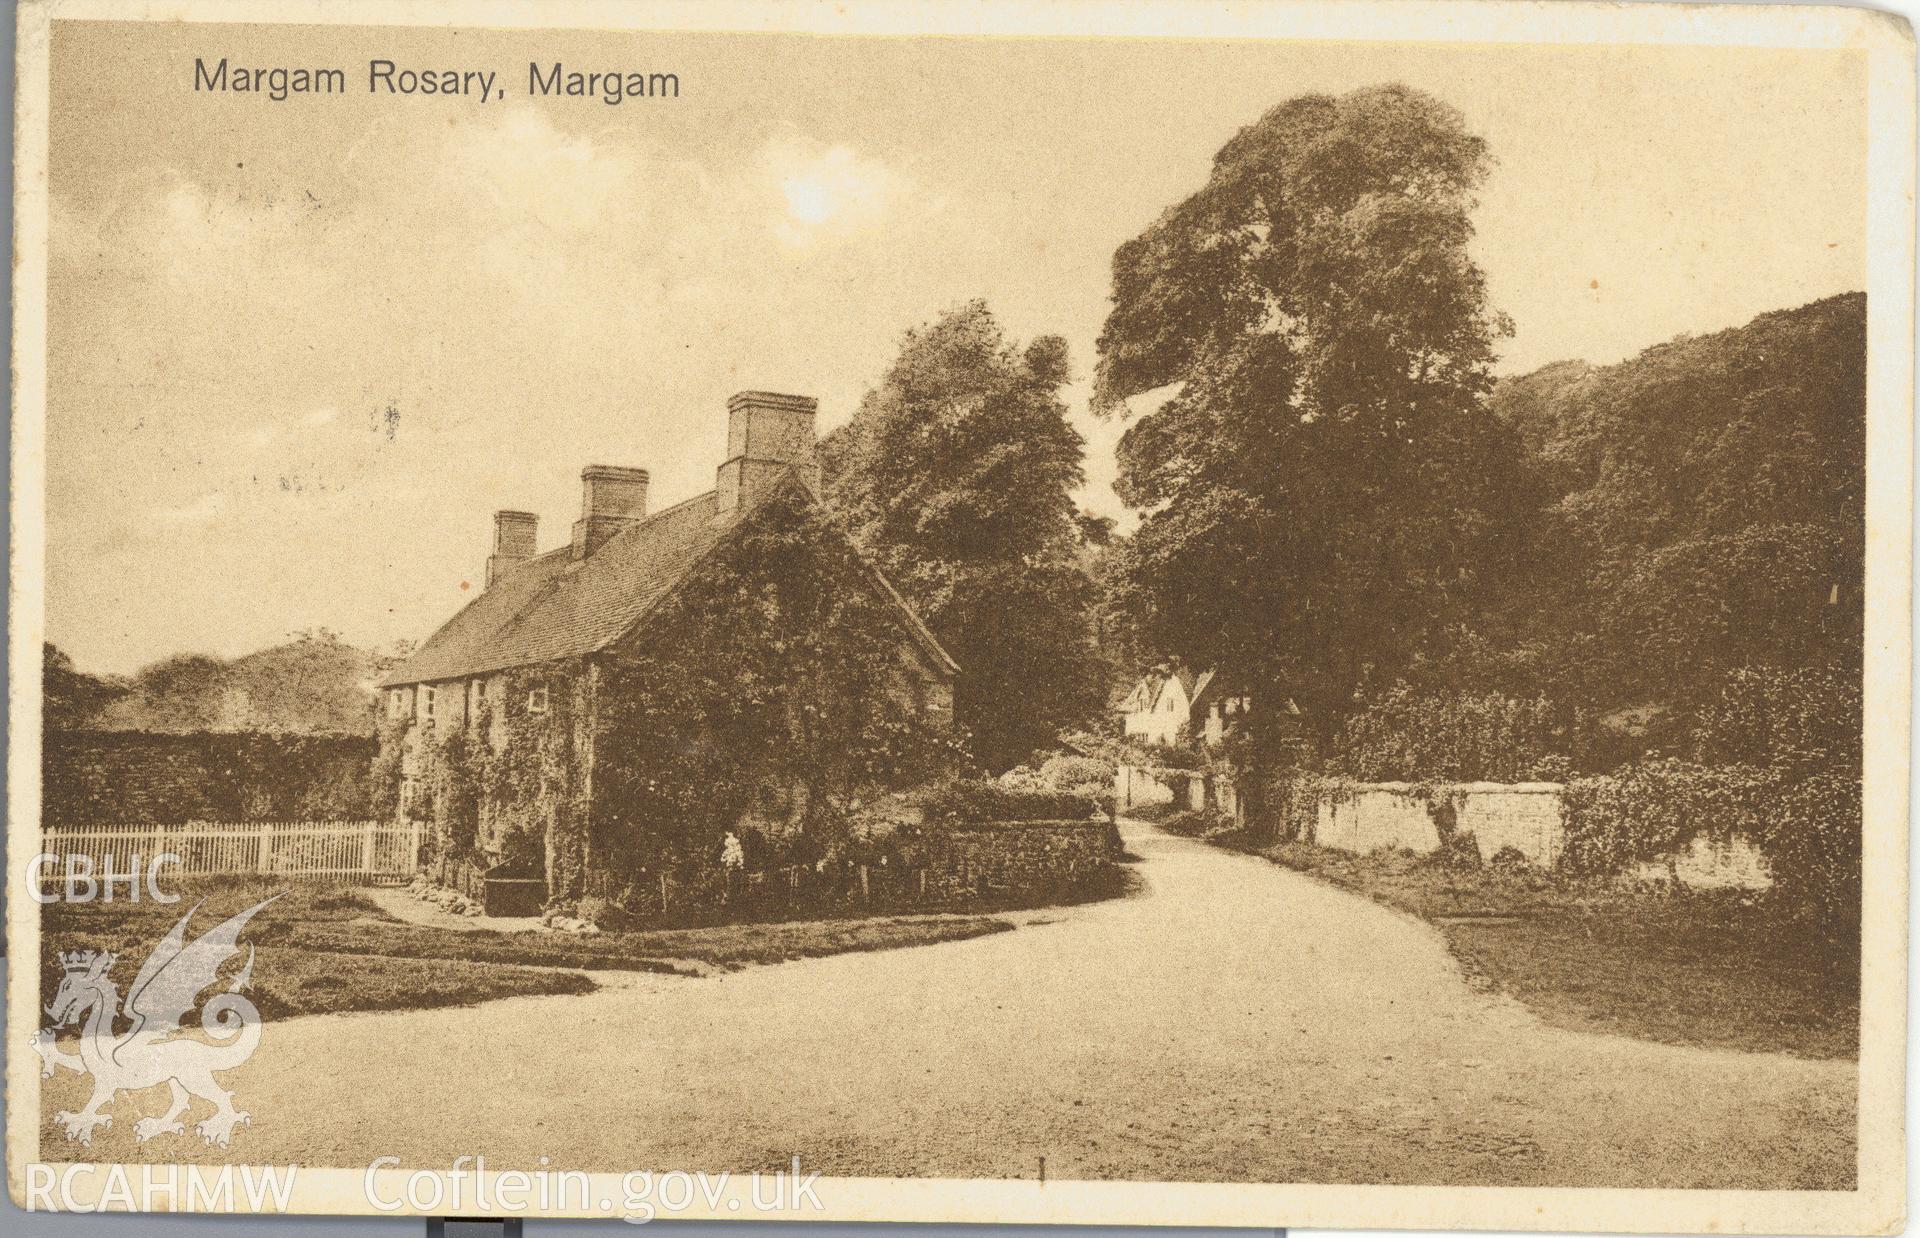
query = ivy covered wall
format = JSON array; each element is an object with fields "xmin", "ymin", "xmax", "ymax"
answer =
[
  {"xmin": 381, "ymin": 659, "xmax": 596, "ymax": 899},
  {"xmin": 587, "ymin": 490, "xmax": 962, "ymax": 910}
]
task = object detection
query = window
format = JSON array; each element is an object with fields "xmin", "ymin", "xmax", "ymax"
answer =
[
  {"xmin": 469, "ymin": 678, "xmax": 486, "ymax": 723},
  {"xmin": 399, "ymin": 778, "xmax": 416, "ymax": 814},
  {"xmin": 421, "ymin": 685, "xmax": 436, "ymax": 726},
  {"xmin": 387, "ymin": 689, "xmax": 403, "ymax": 720},
  {"xmin": 527, "ymin": 683, "xmax": 549, "ymax": 716}
]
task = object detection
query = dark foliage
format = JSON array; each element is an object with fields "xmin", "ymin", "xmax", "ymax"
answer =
[
  {"xmin": 1481, "ymin": 292, "xmax": 1865, "ymax": 712},
  {"xmin": 51, "ymin": 631, "xmax": 405, "ymax": 735},
  {"xmin": 825, "ymin": 300, "xmax": 1110, "ymax": 770},
  {"xmin": 588, "ymin": 483, "xmax": 966, "ymax": 901},
  {"xmin": 912, "ymin": 776, "xmax": 1097, "ymax": 826},
  {"xmin": 44, "ymin": 644, "xmax": 129, "ymax": 732},
  {"xmin": 42, "ymin": 730, "xmax": 376, "ymax": 825},
  {"xmin": 1092, "ymin": 85, "xmax": 1527, "ymax": 757}
]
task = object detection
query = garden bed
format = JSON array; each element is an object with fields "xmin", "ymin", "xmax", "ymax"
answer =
[{"xmin": 37, "ymin": 880, "xmax": 1014, "ymax": 1020}]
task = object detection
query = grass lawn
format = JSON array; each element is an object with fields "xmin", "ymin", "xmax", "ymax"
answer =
[
  {"xmin": 1213, "ymin": 834, "xmax": 1858, "ymax": 1061},
  {"xmin": 38, "ymin": 880, "xmax": 1012, "ymax": 1021}
]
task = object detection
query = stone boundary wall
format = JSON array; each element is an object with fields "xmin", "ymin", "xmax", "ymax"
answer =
[
  {"xmin": 1115, "ymin": 763, "xmax": 1240, "ymax": 819},
  {"xmin": 1316, "ymin": 781, "xmax": 1565, "ymax": 867},
  {"xmin": 43, "ymin": 730, "xmax": 377, "ymax": 827},
  {"xmin": 921, "ymin": 818, "xmax": 1120, "ymax": 900},
  {"xmin": 1313, "ymin": 780, "xmax": 1769, "ymax": 889},
  {"xmin": 1115, "ymin": 763, "xmax": 1176, "ymax": 810}
]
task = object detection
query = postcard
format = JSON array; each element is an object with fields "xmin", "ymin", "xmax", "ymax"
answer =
[{"xmin": 9, "ymin": 1, "xmax": 1913, "ymax": 1232}]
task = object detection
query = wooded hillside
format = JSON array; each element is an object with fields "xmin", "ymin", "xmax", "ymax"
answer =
[
  {"xmin": 46, "ymin": 630, "xmax": 398, "ymax": 735},
  {"xmin": 1466, "ymin": 290, "xmax": 1864, "ymax": 720}
]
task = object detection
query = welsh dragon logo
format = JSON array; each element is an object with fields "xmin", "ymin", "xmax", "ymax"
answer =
[{"xmin": 32, "ymin": 896, "xmax": 278, "ymax": 1148}]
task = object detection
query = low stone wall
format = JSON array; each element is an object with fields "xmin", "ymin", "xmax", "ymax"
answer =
[
  {"xmin": 1312, "ymin": 780, "xmax": 1769, "ymax": 889},
  {"xmin": 920, "ymin": 818, "xmax": 1119, "ymax": 900},
  {"xmin": 1116, "ymin": 763, "xmax": 1239, "ymax": 818},
  {"xmin": 1115, "ymin": 763, "xmax": 1175, "ymax": 810},
  {"xmin": 43, "ymin": 729, "xmax": 377, "ymax": 826},
  {"xmin": 1316, "ymin": 781, "xmax": 1565, "ymax": 866}
]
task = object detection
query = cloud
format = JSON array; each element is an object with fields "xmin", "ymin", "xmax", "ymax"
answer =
[
  {"xmin": 437, "ymin": 106, "xmax": 638, "ymax": 235},
  {"xmin": 762, "ymin": 141, "xmax": 906, "ymax": 248}
]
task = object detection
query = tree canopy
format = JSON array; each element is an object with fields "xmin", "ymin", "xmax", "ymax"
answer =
[
  {"xmin": 825, "ymin": 300, "xmax": 1108, "ymax": 770},
  {"xmin": 1094, "ymin": 84, "xmax": 1527, "ymax": 743}
]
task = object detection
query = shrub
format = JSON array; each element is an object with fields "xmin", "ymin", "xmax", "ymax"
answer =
[
  {"xmin": 1760, "ymin": 767, "xmax": 1861, "ymax": 933},
  {"xmin": 1420, "ymin": 829, "xmax": 1483, "ymax": 871},
  {"xmin": 1335, "ymin": 683, "xmax": 1579, "ymax": 783},
  {"xmin": 1038, "ymin": 753, "xmax": 1111, "ymax": 789},
  {"xmin": 1693, "ymin": 665, "xmax": 1861, "ymax": 775},
  {"xmin": 1560, "ymin": 754, "xmax": 1859, "ymax": 933},
  {"xmin": 1244, "ymin": 768, "xmax": 1337, "ymax": 843},
  {"xmin": 1488, "ymin": 845, "xmax": 1531, "ymax": 871},
  {"xmin": 913, "ymin": 776, "xmax": 1096, "ymax": 825},
  {"xmin": 995, "ymin": 764, "xmax": 1051, "ymax": 794},
  {"xmin": 1560, "ymin": 758, "xmax": 1765, "ymax": 876},
  {"xmin": 998, "ymin": 760, "xmax": 1113, "ymax": 820}
]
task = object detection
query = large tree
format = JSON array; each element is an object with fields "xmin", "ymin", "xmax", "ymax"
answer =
[
  {"xmin": 1093, "ymin": 84, "xmax": 1529, "ymax": 747},
  {"xmin": 825, "ymin": 301, "xmax": 1107, "ymax": 771}
]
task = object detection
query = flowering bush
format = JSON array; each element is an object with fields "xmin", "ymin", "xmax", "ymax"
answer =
[
  {"xmin": 1038, "ymin": 753, "xmax": 1112, "ymax": 789},
  {"xmin": 1000, "ymin": 751, "xmax": 1115, "ymax": 820}
]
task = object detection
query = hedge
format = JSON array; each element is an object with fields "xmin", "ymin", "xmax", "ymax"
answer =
[{"xmin": 914, "ymin": 776, "xmax": 1098, "ymax": 826}]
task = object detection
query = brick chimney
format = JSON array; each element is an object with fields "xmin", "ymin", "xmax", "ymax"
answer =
[
  {"xmin": 572, "ymin": 465, "xmax": 650, "ymax": 558},
  {"xmin": 715, "ymin": 391, "xmax": 820, "ymax": 519},
  {"xmin": 486, "ymin": 511, "xmax": 538, "ymax": 587}
]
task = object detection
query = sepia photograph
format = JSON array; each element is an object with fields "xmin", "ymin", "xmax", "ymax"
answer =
[{"xmin": 6, "ymin": 0, "xmax": 1913, "ymax": 1232}]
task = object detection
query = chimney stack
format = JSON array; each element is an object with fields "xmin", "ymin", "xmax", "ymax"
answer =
[
  {"xmin": 572, "ymin": 464, "xmax": 650, "ymax": 558},
  {"xmin": 487, "ymin": 511, "xmax": 538, "ymax": 587},
  {"xmin": 714, "ymin": 391, "xmax": 819, "ymax": 519}
]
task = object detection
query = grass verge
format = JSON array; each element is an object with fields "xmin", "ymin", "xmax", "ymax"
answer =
[
  {"xmin": 39, "ymin": 880, "xmax": 1012, "ymax": 1021},
  {"xmin": 1212, "ymin": 833, "xmax": 1858, "ymax": 1060}
]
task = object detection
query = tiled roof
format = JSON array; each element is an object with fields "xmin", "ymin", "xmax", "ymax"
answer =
[
  {"xmin": 382, "ymin": 491, "xmax": 731, "ymax": 686},
  {"xmin": 382, "ymin": 478, "xmax": 958, "ymax": 687},
  {"xmin": 1184, "ymin": 669, "xmax": 1218, "ymax": 715}
]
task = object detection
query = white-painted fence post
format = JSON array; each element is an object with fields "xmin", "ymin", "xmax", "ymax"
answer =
[
  {"xmin": 256, "ymin": 824, "xmax": 273, "ymax": 874},
  {"xmin": 362, "ymin": 820, "xmax": 377, "ymax": 875}
]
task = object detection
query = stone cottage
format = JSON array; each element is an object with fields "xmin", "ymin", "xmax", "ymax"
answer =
[{"xmin": 379, "ymin": 391, "xmax": 960, "ymax": 904}]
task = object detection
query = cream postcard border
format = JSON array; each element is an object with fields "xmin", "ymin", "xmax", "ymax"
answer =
[{"xmin": 7, "ymin": 1, "xmax": 1913, "ymax": 1232}]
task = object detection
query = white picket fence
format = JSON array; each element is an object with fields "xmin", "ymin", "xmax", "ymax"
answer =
[{"xmin": 40, "ymin": 820, "xmax": 423, "ymax": 884}]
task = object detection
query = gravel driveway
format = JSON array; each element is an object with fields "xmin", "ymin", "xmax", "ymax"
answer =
[{"xmin": 41, "ymin": 820, "xmax": 1855, "ymax": 1188}]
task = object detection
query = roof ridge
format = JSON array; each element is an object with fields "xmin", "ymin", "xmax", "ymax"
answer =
[{"xmin": 381, "ymin": 472, "xmax": 957, "ymax": 688}]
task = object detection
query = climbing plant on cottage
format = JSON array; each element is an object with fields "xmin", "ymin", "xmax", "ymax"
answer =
[
  {"xmin": 377, "ymin": 390, "xmax": 964, "ymax": 914},
  {"xmin": 589, "ymin": 490, "xmax": 968, "ymax": 903}
]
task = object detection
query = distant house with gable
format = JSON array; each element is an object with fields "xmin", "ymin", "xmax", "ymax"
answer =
[
  {"xmin": 1115, "ymin": 663, "xmax": 1255, "ymax": 817},
  {"xmin": 1120, "ymin": 664, "xmax": 1251, "ymax": 749}
]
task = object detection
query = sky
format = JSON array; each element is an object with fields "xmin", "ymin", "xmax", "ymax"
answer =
[{"xmin": 43, "ymin": 21, "xmax": 1867, "ymax": 675}]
